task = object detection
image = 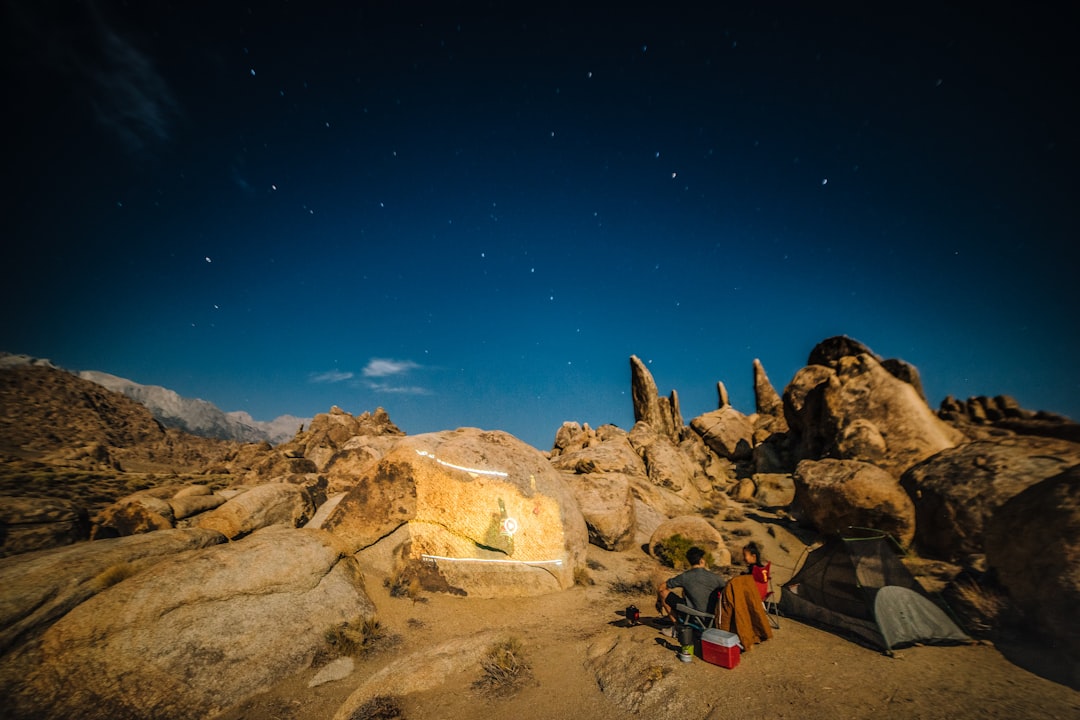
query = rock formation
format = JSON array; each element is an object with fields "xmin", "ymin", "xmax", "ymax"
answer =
[
  {"xmin": 753, "ymin": 358, "xmax": 785, "ymax": 421},
  {"xmin": 0, "ymin": 497, "xmax": 88, "ymax": 557},
  {"xmin": 793, "ymin": 458, "xmax": 916, "ymax": 547},
  {"xmin": 689, "ymin": 407, "xmax": 754, "ymax": 462},
  {"xmin": 900, "ymin": 436, "xmax": 1080, "ymax": 560},
  {"xmin": 2, "ymin": 527, "xmax": 374, "ymax": 720},
  {"xmin": 323, "ymin": 428, "xmax": 588, "ymax": 597},
  {"xmin": 629, "ymin": 355, "xmax": 682, "ymax": 442},
  {"xmin": 784, "ymin": 338, "xmax": 963, "ymax": 477},
  {"xmin": 984, "ymin": 465, "xmax": 1080, "ymax": 676},
  {"xmin": 940, "ymin": 394, "xmax": 1080, "ymax": 443}
]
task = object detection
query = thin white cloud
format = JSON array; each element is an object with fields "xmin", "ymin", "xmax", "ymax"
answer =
[
  {"xmin": 366, "ymin": 382, "xmax": 433, "ymax": 396},
  {"xmin": 363, "ymin": 358, "xmax": 421, "ymax": 378},
  {"xmin": 309, "ymin": 370, "xmax": 354, "ymax": 384}
]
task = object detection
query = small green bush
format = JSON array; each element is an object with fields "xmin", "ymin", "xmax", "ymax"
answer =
[{"xmin": 652, "ymin": 534, "xmax": 713, "ymax": 569}]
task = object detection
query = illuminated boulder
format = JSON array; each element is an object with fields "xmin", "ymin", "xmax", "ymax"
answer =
[{"xmin": 323, "ymin": 428, "xmax": 588, "ymax": 597}]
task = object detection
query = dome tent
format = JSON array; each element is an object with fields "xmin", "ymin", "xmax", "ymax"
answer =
[{"xmin": 779, "ymin": 529, "xmax": 969, "ymax": 654}]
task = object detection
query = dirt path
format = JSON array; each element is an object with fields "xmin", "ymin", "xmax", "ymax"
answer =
[{"xmin": 219, "ymin": 534, "xmax": 1080, "ymax": 720}]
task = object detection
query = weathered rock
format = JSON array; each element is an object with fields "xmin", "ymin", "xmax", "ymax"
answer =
[
  {"xmin": 0, "ymin": 496, "xmax": 89, "ymax": 557},
  {"xmin": 323, "ymin": 429, "xmax": 588, "ymax": 597},
  {"xmin": 586, "ymin": 631, "xmax": 689, "ymax": 716},
  {"xmin": 690, "ymin": 407, "xmax": 754, "ymax": 462},
  {"xmin": 784, "ymin": 348, "xmax": 963, "ymax": 477},
  {"xmin": 648, "ymin": 516, "xmax": 730, "ymax": 568},
  {"xmin": 733, "ymin": 477, "xmax": 756, "ymax": 502},
  {"xmin": 752, "ymin": 473, "xmax": 796, "ymax": 507},
  {"xmin": 643, "ymin": 435, "xmax": 710, "ymax": 500},
  {"xmin": 167, "ymin": 493, "xmax": 226, "ymax": 520},
  {"xmin": 197, "ymin": 483, "xmax": 315, "ymax": 539},
  {"xmin": 549, "ymin": 435, "xmax": 646, "ymax": 476},
  {"xmin": 4, "ymin": 527, "xmax": 375, "ymax": 720},
  {"xmin": 753, "ymin": 358, "xmax": 786, "ymax": 423},
  {"xmin": 322, "ymin": 446, "xmax": 381, "ymax": 493},
  {"xmin": 901, "ymin": 436, "xmax": 1080, "ymax": 560},
  {"xmin": 0, "ymin": 527, "xmax": 226, "ymax": 656},
  {"xmin": 753, "ymin": 432, "xmax": 793, "ymax": 474},
  {"xmin": 679, "ymin": 432, "xmax": 735, "ymax": 491},
  {"xmin": 630, "ymin": 355, "xmax": 680, "ymax": 441},
  {"xmin": 172, "ymin": 484, "xmax": 212, "ymax": 499},
  {"xmin": 985, "ymin": 466, "xmax": 1080, "ymax": 664},
  {"xmin": 332, "ymin": 630, "xmax": 503, "ymax": 719},
  {"xmin": 881, "ymin": 358, "xmax": 927, "ymax": 402},
  {"xmin": 807, "ymin": 335, "xmax": 878, "ymax": 367},
  {"xmin": 563, "ymin": 472, "xmax": 637, "ymax": 551},
  {"xmin": 627, "ymin": 476, "xmax": 698, "ymax": 519},
  {"xmin": 305, "ymin": 492, "xmax": 347, "ymax": 530},
  {"xmin": 716, "ymin": 381, "xmax": 730, "ymax": 408},
  {"xmin": 794, "ymin": 459, "xmax": 916, "ymax": 546},
  {"xmin": 308, "ymin": 656, "xmax": 354, "ymax": 688},
  {"xmin": 91, "ymin": 493, "xmax": 175, "ymax": 539}
]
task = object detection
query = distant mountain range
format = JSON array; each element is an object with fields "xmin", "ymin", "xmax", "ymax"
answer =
[{"xmin": 0, "ymin": 353, "xmax": 306, "ymax": 445}]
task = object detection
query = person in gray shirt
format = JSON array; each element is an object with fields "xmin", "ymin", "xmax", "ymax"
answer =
[{"xmin": 656, "ymin": 546, "xmax": 723, "ymax": 635}]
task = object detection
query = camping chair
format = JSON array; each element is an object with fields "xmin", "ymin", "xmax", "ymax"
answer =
[
  {"xmin": 674, "ymin": 586, "xmax": 722, "ymax": 632},
  {"xmin": 752, "ymin": 563, "xmax": 781, "ymax": 628}
]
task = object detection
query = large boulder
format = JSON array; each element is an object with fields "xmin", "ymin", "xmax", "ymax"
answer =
[
  {"xmin": 793, "ymin": 459, "xmax": 916, "ymax": 546},
  {"xmin": 91, "ymin": 493, "xmax": 176, "ymax": 539},
  {"xmin": 690, "ymin": 407, "xmax": 754, "ymax": 462},
  {"xmin": 752, "ymin": 473, "xmax": 796, "ymax": 508},
  {"xmin": 2, "ymin": 527, "xmax": 374, "ymax": 720},
  {"xmin": 563, "ymin": 472, "xmax": 637, "ymax": 551},
  {"xmin": 648, "ymin": 516, "xmax": 730, "ymax": 568},
  {"xmin": 985, "ymin": 466, "xmax": 1080, "ymax": 667},
  {"xmin": 902, "ymin": 436, "xmax": 1080, "ymax": 561},
  {"xmin": 0, "ymin": 527, "xmax": 226, "ymax": 656},
  {"xmin": 784, "ymin": 346, "xmax": 963, "ymax": 476},
  {"xmin": 196, "ymin": 483, "xmax": 316, "ymax": 539},
  {"xmin": 0, "ymin": 496, "xmax": 89, "ymax": 557},
  {"xmin": 323, "ymin": 429, "xmax": 588, "ymax": 597}
]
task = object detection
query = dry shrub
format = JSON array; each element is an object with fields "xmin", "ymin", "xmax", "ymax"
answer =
[
  {"xmin": 586, "ymin": 558, "xmax": 605, "ymax": 571},
  {"xmin": 944, "ymin": 575, "xmax": 1009, "ymax": 635},
  {"xmin": 474, "ymin": 637, "xmax": 532, "ymax": 697},
  {"xmin": 609, "ymin": 576, "xmax": 654, "ymax": 596},
  {"xmin": 325, "ymin": 616, "xmax": 398, "ymax": 658},
  {"xmin": 348, "ymin": 695, "xmax": 405, "ymax": 720},
  {"xmin": 574, "ymin": 566, "xmax": 594, "ymax": 586},
  {"xmin": 384, "ymin": 569, "xmax": 424, "ymax": 601},
  {"xmin": 637, "ymin": 664, "xmax": 670, "ymax": 693}
]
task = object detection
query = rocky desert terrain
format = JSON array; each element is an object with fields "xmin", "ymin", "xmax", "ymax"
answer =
[{"xmin": 1, "ymin": 336, "xmax": 1077, "ymax": 719}]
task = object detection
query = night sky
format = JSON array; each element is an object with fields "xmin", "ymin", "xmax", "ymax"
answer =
[{"xmin": 3, "ymin": 2, "xmax": 1076, "ymax": 449}]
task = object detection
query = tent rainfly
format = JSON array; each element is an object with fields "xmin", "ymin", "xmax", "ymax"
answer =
[{"xmin": 779, "ymin": 531, "xmax": 970, "ymax": 654}]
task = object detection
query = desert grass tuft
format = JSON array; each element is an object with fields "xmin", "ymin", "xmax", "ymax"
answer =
[
  {"xmin": 347, "ymin": 695, "xmax": 405, "ymax": 720},
  {"xmin": 574, "ymin": 566, "xmax": 594, "ymax": 586},
  {"xmin": 474, "ymin": 637, "xmax": 532, "ymax": 697},
  {"xmin": 325, "ymin": 616, "xmax": 398, "ymax": 658}
]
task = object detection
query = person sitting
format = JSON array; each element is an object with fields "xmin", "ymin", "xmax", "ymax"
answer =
[
  {"xmin": 655, "ymin": 546, "xmax": 723, "ymax": 636},
  {"xmin": 741, "ymin": 541, "xmax": 766, "ymax": 577}
]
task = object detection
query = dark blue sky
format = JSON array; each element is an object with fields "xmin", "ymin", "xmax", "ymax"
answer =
[{"xmin": 3, "ymin": 2, "xmax": 1076, "ymax": 449}]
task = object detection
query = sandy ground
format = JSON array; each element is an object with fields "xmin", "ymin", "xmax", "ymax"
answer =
[{"xmin": 218, "ymin": 514, "xmax": 1080, "ymax": 720}]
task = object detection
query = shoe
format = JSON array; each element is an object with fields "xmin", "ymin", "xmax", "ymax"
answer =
[{"xmin": 659, "ymin": 626, "xmax": 676, "ymax": 638}]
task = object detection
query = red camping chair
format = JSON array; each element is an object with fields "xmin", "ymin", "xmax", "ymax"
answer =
[{"xmin": 752, "ymin": 563, "xmax": 781, "ymax": 628}]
